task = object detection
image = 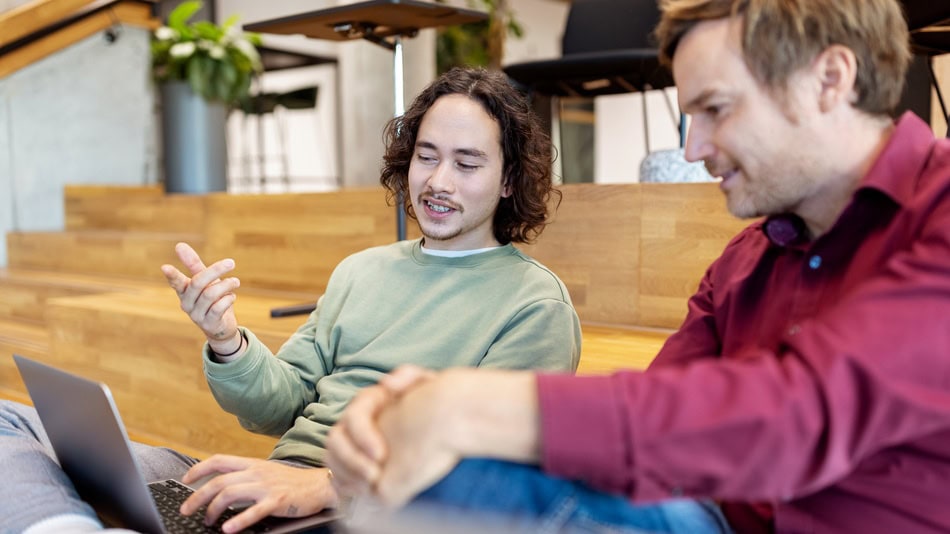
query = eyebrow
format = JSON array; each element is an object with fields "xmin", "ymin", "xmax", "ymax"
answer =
[
  {"xmin": 681, "ymin": 88, "xmax": 719, "ymax": 113},
  {"xmin": 416, "ymin": 140, "xmax": 488, "ymax": 159}
]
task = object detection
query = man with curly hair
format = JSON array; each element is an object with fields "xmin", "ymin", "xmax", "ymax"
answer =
[{"xmin": 0, "ymin": 67, "xmax": 580, "ymax": 533}]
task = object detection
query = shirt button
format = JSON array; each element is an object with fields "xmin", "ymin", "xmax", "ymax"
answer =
[
  {"xmin": 788, "ymin": 324, "xmax": 801, "ymax": 336},
  {"xmin": 808, "ymin": 255, "xmax": 822, "ymax": 269}
]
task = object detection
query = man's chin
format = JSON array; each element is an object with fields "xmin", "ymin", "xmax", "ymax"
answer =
[{"xmin": 725, "ymin": 195, "xmax": 766, "ymax": 220}]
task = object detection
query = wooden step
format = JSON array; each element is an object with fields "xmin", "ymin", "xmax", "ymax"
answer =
[
  {"xmin": 0, "ymin": 267, "xmax": 164, "ymax": 324},
  {"xmin": 64, "ymin": 185, "xmax": 207, "ymax": 233},
  {"xmin": 578, "ymin": 324, "xmax": 670, "ymax": 374},
  {"xmin": 203, "ymin": 188, "xmax": 419, "ymax": 293},
  {"xmin": 6, "ymin": 230, "xmax": 205, "ymax": 279},
  {"xmin": 43, "ymin": 286, "xmax": 319, "ymax": 458},
  {"xmin": 0, "ymin": 318, "xmax": 51, "ymax": 400}
]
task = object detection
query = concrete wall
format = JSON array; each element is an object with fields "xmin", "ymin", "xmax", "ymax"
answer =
[{"xmin": 0, "ymin": 25, "xmax": 157, "ymax": 267}]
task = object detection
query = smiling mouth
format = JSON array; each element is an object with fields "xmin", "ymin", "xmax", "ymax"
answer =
[
  {"xmin": 422, "ymin": 197, "xmax": 460, "ymax": 215},
  {"xmin": 718, "ymin": 169, "xmax": 738, "ymax": 181},
  {"xmin": 426, "ymin": 200, "xmax": 452, "ymax": 213}
]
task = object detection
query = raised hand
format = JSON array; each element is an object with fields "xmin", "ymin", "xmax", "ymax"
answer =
[
  {"xmin": 179, "ymin": 455, "xmax": 338, "ymax": 533},
  {"xmin": 160, "ymin": 242, "xmax": 242, "ymax": 355}
]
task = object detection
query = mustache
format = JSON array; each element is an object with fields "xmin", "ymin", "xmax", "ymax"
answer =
[{"xmin": 419, "ymin": 192, "xmax": 462, "ymax": 212}]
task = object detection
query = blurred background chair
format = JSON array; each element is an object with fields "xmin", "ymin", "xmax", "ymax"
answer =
[
  {"xmin": 504, "ymin": 0, "xmax": 684, "ymax": 183},
  {"xmin": 237, "ymin": 85, "xmax": 319, "ymax": 191}
]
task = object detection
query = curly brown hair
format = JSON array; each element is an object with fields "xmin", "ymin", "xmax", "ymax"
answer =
[
  {"xmin": 380, "ymin": 67, "xmax": 559, "ymax": 245},
  {"xmin": 655, "ymin": 0, "xmax": 910, "ymax": 117}
]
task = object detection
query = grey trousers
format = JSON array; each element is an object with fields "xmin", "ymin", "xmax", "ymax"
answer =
[{"xmin": 0, "ymin": 400, "xmax": 199, "ymax": 532}]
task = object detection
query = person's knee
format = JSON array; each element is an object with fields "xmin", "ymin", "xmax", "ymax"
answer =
[{"xmin": 0, "ymin": 400, "xmax": 44, "ymax": 438}]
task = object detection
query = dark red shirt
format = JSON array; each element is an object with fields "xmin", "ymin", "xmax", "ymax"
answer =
[{"xmin": 538, "ymin": 113, "xmax": 950, "ymax": 533}]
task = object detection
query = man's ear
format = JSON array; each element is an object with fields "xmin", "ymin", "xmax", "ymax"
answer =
[
  {"xmin": 501, "ymin": 176, "xmax": 513, "ymax": 198},
  {"xmin": 813, "ymin": 44, "xmax": 858, "ymax": 112}
]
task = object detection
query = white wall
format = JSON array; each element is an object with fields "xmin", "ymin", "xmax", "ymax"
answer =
[{"xmin": 218, "ymin": 0, "xmax": 435, "ymax": 189}]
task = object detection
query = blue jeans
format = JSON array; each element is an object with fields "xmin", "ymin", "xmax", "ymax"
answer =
[
  {"xmin": 0, "ymin": 400, "xmax": 199, "ymax": 531},
  {"xmin": 406, "ymin": 459, "xmax": 732, "ymax": 533}
]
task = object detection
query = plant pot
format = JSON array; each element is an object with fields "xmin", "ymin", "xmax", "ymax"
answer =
[{"xmin": 160, "ymin": 81, "xmax": 228, "ymax": 193}]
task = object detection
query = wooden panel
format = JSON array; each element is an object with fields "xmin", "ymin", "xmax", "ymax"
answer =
[
  {"xmin": 0, "ymin": 267, "xmax": 164, "ymax": 323},
  {"xmin": 577, "ymin": 325, "xmax": 670, "ymax": 374},
  {"xmin": 520, "ymin": 184, "xmax": 642, "ymax": 325},
  {"xmin": 43, "ymin": 288, "xmax": 316, "ymax": 458},
  {"xmin": 0, "ymin": 318, "xmax": 50, "ymax": 397},
  {"xmin": 203, "ymin": 188, "xmax": 408, "ymax": 294},
  {"xmin": 0, "ymin": 0, "xmax": 95, "ymax": 48},
  {"xmin": 6, "ymin": 230, "xmax": 204, "ymax": 279},
  {"xmin": 638, "ymin": 183, "xmax": 750, "ymax": 328},
  {"xmin": 933, "ymin": 54, "xmax": 950, "ymax": 137},
  {"xmin": 0, "ymin": 1, "xmax": 158, "ymax": 78},
  {"xmin": 65, "ymin": 185, "xmax": 207, "ymax": 233}
]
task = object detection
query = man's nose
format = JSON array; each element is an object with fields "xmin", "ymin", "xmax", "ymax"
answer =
[
  {"xmin": 427, "ymin": 162, "xmax": 454, "ymax": 191},
  {"xmin": 683, "ymin": 122, "xmax": 714, "ymax": 164}
]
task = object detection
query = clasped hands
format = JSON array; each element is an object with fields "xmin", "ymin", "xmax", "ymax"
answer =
[{"xmin": 325, "ymin": 365, "xmax": 465, "ymax": 508}]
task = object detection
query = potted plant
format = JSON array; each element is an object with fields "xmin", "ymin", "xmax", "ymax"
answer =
[
  {"xmin": 435, "ymin": 0, "xmax": 523, "ymax": 73},
  {"xmin": 151, "ymin": 1, "xmax": 262, "ymax": 193}
]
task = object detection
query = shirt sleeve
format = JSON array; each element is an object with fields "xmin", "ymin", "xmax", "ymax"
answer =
[
  {"xmin": 203, "ymin": 297, "xmax": 332, "ymax": 436},
  {"xmin": 479, "ymin": 299, "xmax": 582, "ymax": 373},
  {"xmin": 538, "ymin": 196, "xmax": 950, "ymax": 503}
]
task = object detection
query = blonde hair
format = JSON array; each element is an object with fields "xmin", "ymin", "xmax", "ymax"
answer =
[{"xmin": 655, "ymin": 0, "xmax": 911, "ymax": 116}]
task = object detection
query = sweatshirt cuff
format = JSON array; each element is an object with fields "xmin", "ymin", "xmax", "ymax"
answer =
[
  {"xmin": 537, "ymin": 373, "xmax": 632, "ymax": 495},
  {"xmin": 203, "ymin": 327, "xmax": 264, "ymax": 379}
]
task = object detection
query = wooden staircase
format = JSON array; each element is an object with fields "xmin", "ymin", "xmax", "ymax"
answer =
[{"xmin": 0, "ymin": 185, "xmax": 397, "ymax": 459}]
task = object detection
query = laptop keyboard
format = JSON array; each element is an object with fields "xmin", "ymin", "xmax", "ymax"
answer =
[{"xmin": 149, "ymin": 479, "xmax": 282, "ymax": 533}]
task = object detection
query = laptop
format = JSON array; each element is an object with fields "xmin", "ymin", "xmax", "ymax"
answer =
[{"xmin": 13, "ymin": 354, "xmax": 341, "ymax": 534}]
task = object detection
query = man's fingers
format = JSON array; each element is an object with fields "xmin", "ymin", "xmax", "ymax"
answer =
[
  {"xmin": 221, "ymin": 503, "xmax": 273, "ymax": 534},
  {"xmin": 200, "ymin": 484, "xmax": 268, "ymax": 530},
  {"xmin": 189, "ymin": 258, "xmax": 236, "ymax": 293},
  {"xmin": 326, "ymin": 425, "xmax": 380, "ymax": 495},
  {"xmin": 380, "ymin": 365, "xmax": 435, "ymax": 394},
  {"xmin": 175, "ymin": 242, "xmax": 208, "ymax": 276},
  {"xmin": 160, "ymin": 264, "xmax": 190, "ymax": 295},
  {"xmin": 182, "ymin": 455, "xmax": 250, "ymax": 485},
  {"xmin": 347, "ymin": 386, "xmax": 394, "ymax": 462}
]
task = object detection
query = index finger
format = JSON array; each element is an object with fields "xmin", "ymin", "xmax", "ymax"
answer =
[
  {"xmin": 182, "ymin": 454, "xmax": 251, "ymax": 484},
  {"xmin": 175, "ymin": 242, "xmax": 208, "ymax": 276}
]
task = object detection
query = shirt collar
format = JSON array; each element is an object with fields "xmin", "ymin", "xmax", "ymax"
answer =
[{"xmin": 859, "ymin": 111, "xmax": 934, "ymax": 207}]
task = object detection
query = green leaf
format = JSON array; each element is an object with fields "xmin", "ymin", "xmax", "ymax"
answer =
[
  {"xmin": 215, "ymin": 60, "xmax": 237, "ymax": 102},
  {"xmin": 186, "ymin": 55, "xmax": 206, "ymax": 99},
  {"xmin": 168, "ymin": 1, "xmax": 202, "ymax": 33},
  {"xmin": 193, "ymin": 21, "xmax": 224, "ymax": 41},
  {"xmin": 222, "ymin": 14, "xmax": 239, "ymax": 32}
]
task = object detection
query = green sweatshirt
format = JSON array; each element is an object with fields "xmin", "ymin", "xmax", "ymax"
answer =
[{"xmin": 203, "ymin": 239, "xmax": 581, "ymax": 465}]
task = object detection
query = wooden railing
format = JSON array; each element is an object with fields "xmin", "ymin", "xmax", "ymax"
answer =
[{"xmin": 0, "ymin": 0, "xmax": 157, "ymax": 78}]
